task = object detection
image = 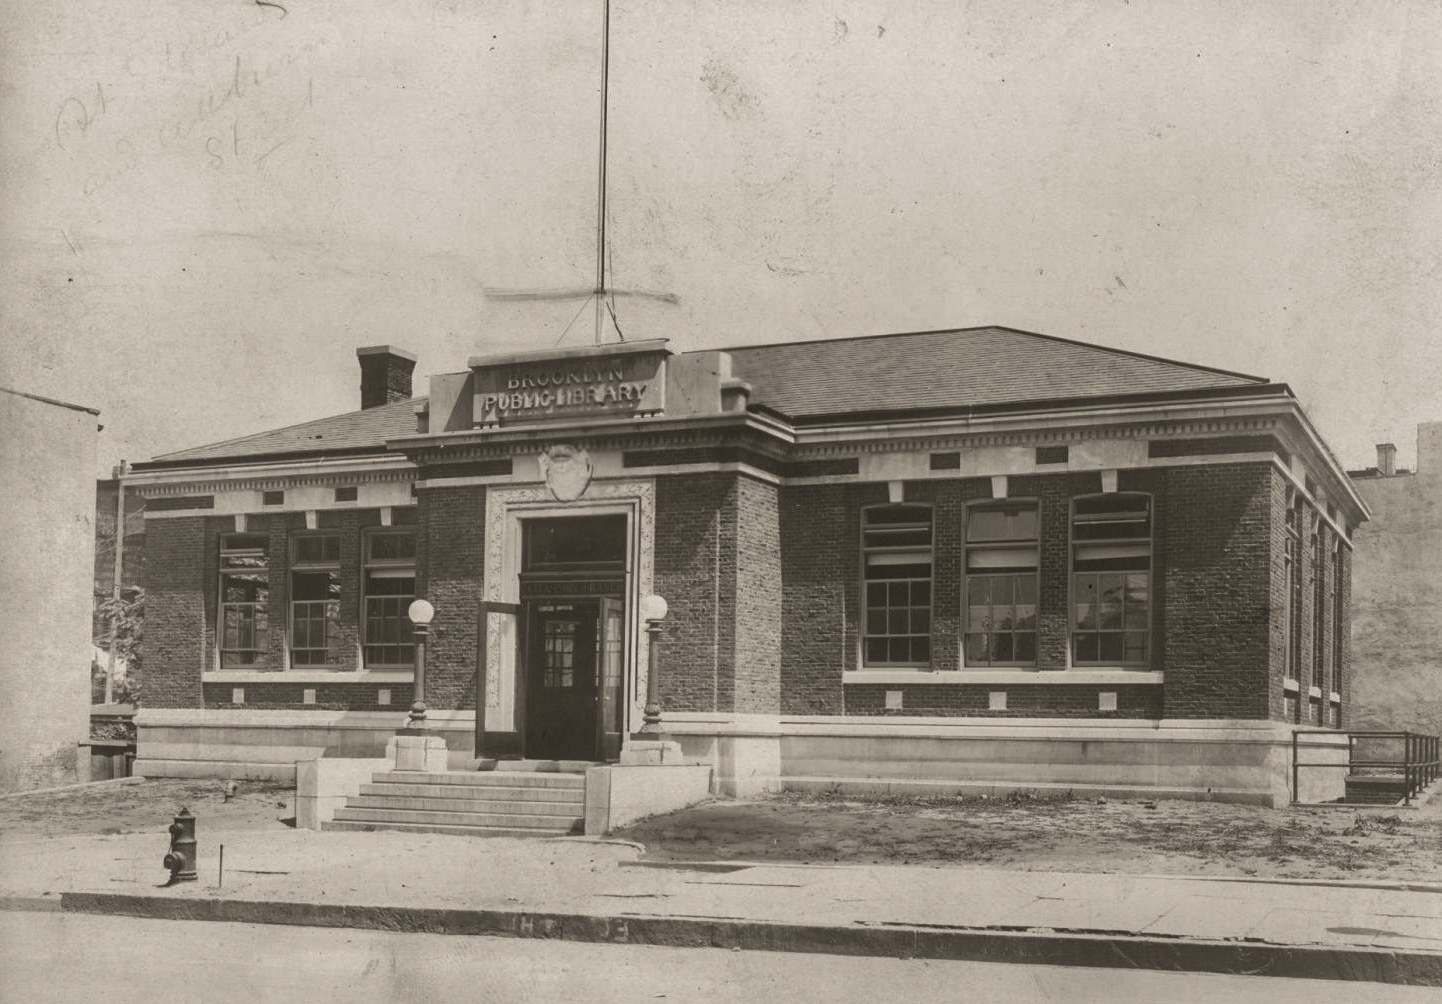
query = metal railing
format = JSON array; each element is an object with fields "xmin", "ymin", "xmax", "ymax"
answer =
[{"xmin": 1292, "ymin": 729, "xmax": 1440, "ymax": 806}]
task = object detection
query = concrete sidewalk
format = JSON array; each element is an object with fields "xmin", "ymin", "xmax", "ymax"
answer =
[{"xmin": 1, "ymin": 826, "xmax": 1439, "ymax": 985}]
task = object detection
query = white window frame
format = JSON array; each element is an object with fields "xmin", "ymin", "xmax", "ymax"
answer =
[
  {"xmin": 860, "ymin": 504, "xmax": 934, "ymax": 669},
  {"xmin": 363, "ymin": 528, "xmax": 416, "ymax": 669},
  {"xmin": 289, "ymin": 532, "xmax": 342, "ymax": 669},
  {"xmin": 1070, "ymin": 492, "xmax": 1152, "ymax": 668},
  {"xmin": 219, "ymin": 533, "xmax": 270, "ymax": 669},
  {"xmin": 964, "ymin": 500, "xmax": 1040, "ymax": 668}
]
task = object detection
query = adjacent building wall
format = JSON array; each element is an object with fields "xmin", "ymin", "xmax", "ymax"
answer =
[
  {"xmin": 0, "ymin": 389, "xmax": 98, "ymax": 792},
  {"xmin": 1349, "ymin": 423, "xmax": 1442, "ymax": 735}
]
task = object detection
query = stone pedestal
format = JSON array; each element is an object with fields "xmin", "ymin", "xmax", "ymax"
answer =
[
  {"xmin": 620, "ymin": 739, "xmax": 685, "ymax": 765},
  {"xmin": 390, "ymin": 732, "xmax": 448, "ymax": 772}
]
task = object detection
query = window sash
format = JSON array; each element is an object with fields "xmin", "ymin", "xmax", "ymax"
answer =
[
  {"xmin": 220, "ymin": 597, "xmax": 268, "ymax": 667},
  {"xmin": 1072, "ymin": 571, "xmax": 1149, "ymax": 665},
  {"xmin": 292, "ymin": 533, "xmax": 341, "ymax": 568},
  {"xmin": 965, "ymin": 573, "xmax": 1038, "ymax": 666},
  {"xmin": 290, "ymin": 569, "xmax": 341, "ymax": 667},
  {"xmin": 364, "ymin": 580, "xmax": 415, "ymax": 667}
]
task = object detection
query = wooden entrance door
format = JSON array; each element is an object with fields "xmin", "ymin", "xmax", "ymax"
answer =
[
  {"xmin": 597, "ymin": 597, "xmax": 624, "ymax": 760},
  {"xmin": 524, "ymin": 602, "xmax": 599, "ymax": 761}
]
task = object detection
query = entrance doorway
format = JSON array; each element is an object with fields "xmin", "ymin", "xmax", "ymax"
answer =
[
  {"xmin": 519, "ymin": 515, "xmax": 627, "ymax": 761},
  {"xmin": 523, "ymin": 598, "xmax": 623, "ymax": 760}
]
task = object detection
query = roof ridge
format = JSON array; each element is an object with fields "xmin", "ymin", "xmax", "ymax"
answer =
[
  {"xmin": 152, "ymin": 396, "xmax": 425, "ymax": 461},
  {"xmin": 708, "ymin": 325, "xmax": 1270, "ymax": 384}
]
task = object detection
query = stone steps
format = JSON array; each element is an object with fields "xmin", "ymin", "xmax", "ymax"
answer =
[
  {"xmin": 348, "ymin": 795, "xmax": 584, "ymax": 816},
  {"xmin": 328, "ymin": 806, "xmax": 582, "ymax": 831},
  {"xmin": 324, "ymin": 768, "xmax": 587, "ymax": 838},
  {"xmin": 356, "ymin": 782, "xmax": 581, "ymax": 803},
  {"xmin": 322, "ymin": 820, "xmax": 568, "ymax": 839},
  {"xmin": 369, "ymin": 770, "xmax": 586, "ymax": 789}
]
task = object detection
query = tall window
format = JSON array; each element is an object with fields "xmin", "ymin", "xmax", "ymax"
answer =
[
  {"xmin": 1284, "ymin": 494, "xmax": 1302, "ymax": 681},
  {"xmin": 219, "ymin": 534, "xmax": 269, "ymax": 667},
  {"xmin": 1331, "ymin": 540, "xmax": 1344, "ymax": 696},
  {"xmin": 364, "ymin": 530, "xmax": 416, "ymax": 667},
  {"xmin": 862, "ymin": 505, "xmax": 932, "ymax": 667},
  {"xmin": 965, "ymin": 503, "xmax": 1038, "ymax": 666},
  {"xmin": 291, "ymin": 534, "xmax": 341, "ymax": 667},
  {"xmin": 1072, "ymin": 494, "xmax": 1151, "ymax": 666},
  {"xmin": 1311, "ymin": 521, "xmax": 1326, "ymax": 692}
]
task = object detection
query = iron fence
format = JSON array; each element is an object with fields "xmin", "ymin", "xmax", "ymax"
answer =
[{"xmin": 1292, "ymin": 729, "xmax": 1440, "ymax": 806}]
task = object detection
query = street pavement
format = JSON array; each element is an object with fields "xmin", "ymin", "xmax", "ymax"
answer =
[
  {"xmin": 11, "ymin": 911, "xmax": 1442, "ymax": 1004},
  {"xmin": 1, "ymin": 820, "xmax": 1439, "ymax": 986}
]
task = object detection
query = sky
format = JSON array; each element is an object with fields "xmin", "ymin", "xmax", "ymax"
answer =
[{"xmin": 2, "ymin": 0, "xmax": 1439, "ymax": 478}]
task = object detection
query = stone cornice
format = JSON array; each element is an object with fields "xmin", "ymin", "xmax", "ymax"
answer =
[
  {"xmin": 784, "ymin": 416, "xmax": 1283, "ymax": 458},
  {"xmin": 394, "ymin": 412, "xmax": 796, "ymax": 466},
  {"xmin": 131, "ymin": 464, "xmax": 415, "ymax": 498}
]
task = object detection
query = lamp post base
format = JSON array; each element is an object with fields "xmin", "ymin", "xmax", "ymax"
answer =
[
  {"xmin": 622, "ymin": 738, "xmax": 684, "ymax": 764},
  {"xmin": 390, "ymin": 733, "xmax": 448, "ymax": 772}
]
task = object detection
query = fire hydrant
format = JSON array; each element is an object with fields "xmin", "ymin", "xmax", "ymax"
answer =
[{"xmin": 163, "ymin": 808, "xmax": 197, "ymax": 884}]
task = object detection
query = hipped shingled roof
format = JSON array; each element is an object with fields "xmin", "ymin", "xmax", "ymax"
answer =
[{"xmin": 150, "ymin": 326, "xmax": 1268, "ymax": 465}]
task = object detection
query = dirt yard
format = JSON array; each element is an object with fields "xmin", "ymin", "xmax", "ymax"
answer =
[
  {"xmin": 0, "ymin": 778, "xmax": 296, "ymax": 839},
  {"xmin": 613, "ymin": 789, "xmax": 1442, "ymax": 884},
  {"xmin": 3, "ymin": 779, "xmax": 1438, "ymax": 885}
]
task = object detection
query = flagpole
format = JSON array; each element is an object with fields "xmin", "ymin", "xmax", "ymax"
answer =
[{"xmin": 594, "ymin": 0, "xmax": 611, "ymax": 343}]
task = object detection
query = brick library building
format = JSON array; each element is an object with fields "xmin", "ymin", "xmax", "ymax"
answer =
[{"xmin": 128, "ymin": 327, "xmax": 1367, "ymax": 806}]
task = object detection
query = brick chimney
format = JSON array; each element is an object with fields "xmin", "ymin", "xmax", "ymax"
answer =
[
  {"xmin": 1376, "ymin": 442, "xmax": 1397, "ymax": 477},
  {"xmin": 356, "ymin": 346, "xmax": 416, "ymax": 410}
]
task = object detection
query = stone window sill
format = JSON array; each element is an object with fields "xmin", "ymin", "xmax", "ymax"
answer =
[{"xmin": 846, "ymin": 669, "xmax": 1164, "ymax": 685}]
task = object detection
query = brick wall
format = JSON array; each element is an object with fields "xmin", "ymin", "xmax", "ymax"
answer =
[
  {"xmin": 1030, "ymin": 472, "xmax": 1107, "ymax": 670},
  {"xmin": 146, "ymin": 507, "xmax": 425, "ymax": 711},
  {"xmin": 779, "ymin": 465, "xmax": 1281, "ymax": 722},
  {"xmin": 844, "ymin": 684, "xmax": 1162, "ymax": 718},
  {"xmin": 900, "ymin": 479, "xmax": 974, "ymax": 672},
  {"xmin": 1161, "ymin": 462, "xmax": 1273, "ymax": 720},
  {"xmin": 143, "ymin": 516, "xmax": 207, "ymax": 708},
  {"xmin": 1266, "ymin": 468, "xmax": 1291, "ymax": 720},
  {"xmin": 733, "ymin": 476, "xmax": 781, "ymax": 713},
  {"xmin": 779, "ymin": 483, "xmax": 872, "ymax": 714},
  {"xmin": 654, "ymin": 473, "xmax": 732, "ymax": 713},
  {"xmin": 203, "ymin": 682, "xmax": 411, "ymax": 711},
  {"xmin": 142, "ymin": 457, "xmax": 1303, "ymax": 727},
  {"xmin": 416, "ymin": 486, "xmax": 485, "ymax": 711}
]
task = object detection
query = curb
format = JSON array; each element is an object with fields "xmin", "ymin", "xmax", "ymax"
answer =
[
  {"xmin": 618, "ymin": 859, "xmax": 1442, "ymax": 894},
  {"xmin": 59, "ymin": 892, "xmax": 1442, "ymax": 987},
  {"xmin": 0, "ymin": 777, "xmax": 144, "ymax": 801}
]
